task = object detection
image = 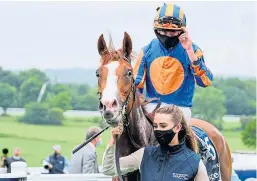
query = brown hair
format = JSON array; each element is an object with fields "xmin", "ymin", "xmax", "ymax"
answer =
[{"xmin": 155, "ymin": 105, "xmax": 199, "ymax": 153}]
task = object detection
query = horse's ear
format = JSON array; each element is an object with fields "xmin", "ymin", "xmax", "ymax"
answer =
[
  {"xmin": 122, "ymin": 32, "xmax": 132, "ymax": 58},
  {"xmin": 97, "ymin": 34, "xmax": 109, "ymax": 56}
]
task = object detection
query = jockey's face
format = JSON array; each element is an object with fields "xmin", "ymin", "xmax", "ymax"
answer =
[{"xmin": 157, "ymin": 29, "xmax": 181, "ymax": 37}]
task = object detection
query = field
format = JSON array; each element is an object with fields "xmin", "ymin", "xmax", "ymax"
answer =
[{"xmin": 0, "ymin": 116, "xmax": 254, "ymax": 167}]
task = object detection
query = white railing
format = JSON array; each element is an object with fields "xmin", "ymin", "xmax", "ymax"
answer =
[
  {"xmin": 0, "ymin": 167, "xmax": 112, "ymax": 181},
  {"xmin": 28, "ymin": 173, "xmax": 112, "ymax": 181},
  {"xmin": 0, "ymin": 173, "xmax": 112, "ymax": 181},
  {"xmin": 0, "ymin": 152, "xmax": 255, "ymax": 180}
]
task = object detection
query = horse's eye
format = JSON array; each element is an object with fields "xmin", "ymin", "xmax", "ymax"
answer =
[
  {"xmin": 97, "ymin": 92, "xmax": 101, "ymax": 99},
  {"xmin": 96, "ymin": 70, "xmax": 100, "ymax": 78},
  {"xmin": 127, "ymin": 70, "xmax": 132, "ymax": 77}
]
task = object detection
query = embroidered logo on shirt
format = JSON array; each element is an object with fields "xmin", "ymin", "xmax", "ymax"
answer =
[{"xmin": 172, "ymin": 173, "xmax": 189, "ymax": 180}]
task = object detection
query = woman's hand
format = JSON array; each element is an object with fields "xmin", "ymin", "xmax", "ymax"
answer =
[{"xmin": 109, "ymin": 123, "xmax": 123, "ymax": 146}]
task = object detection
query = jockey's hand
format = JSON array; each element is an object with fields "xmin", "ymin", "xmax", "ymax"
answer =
[{"xmin": 179, "ymin": 27, "xmax": 193, "ymax": 51}]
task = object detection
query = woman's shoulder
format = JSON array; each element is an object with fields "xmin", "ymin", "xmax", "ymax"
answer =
[
  {"xmin": 144, "ymin": 145, "xmax": 159, "ymax": 155},
  {"xmin": 183, "ymin": 147, "xmax": 201, "ymax": 161},
  {"xmin": 182, "ymin": 148, "xmax": 202, "ymax": 175}
]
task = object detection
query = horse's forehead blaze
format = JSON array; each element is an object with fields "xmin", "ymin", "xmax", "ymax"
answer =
[
  {"xmin": 99, "ymin": 59, "xmax": 131, "ymax": 95},
  {"xmin": 100, "ymin": 61, "xmax": 120, "ymax": 94}
]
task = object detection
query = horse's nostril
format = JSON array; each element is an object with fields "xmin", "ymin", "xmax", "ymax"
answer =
[
  {"xmin": 104, "ymin": 111, "xmax": 114, "ymax": 120},
  {"xmin": 112, "ymin": 99, "xmax": 118, "ymax": 108}
]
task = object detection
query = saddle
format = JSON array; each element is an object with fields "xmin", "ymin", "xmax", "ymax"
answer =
[
  {"xmin": 192, "ymin": 126, "xmax": 221, "ymax": 181},
  {"xmin": 139, "ymin": 94, "xmax": 161, "ymax": 125}
]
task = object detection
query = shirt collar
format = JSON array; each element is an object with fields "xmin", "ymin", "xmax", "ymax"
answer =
[{"xmin": 89, "ymin": 142, "xmax": 96, "ymax": 151}]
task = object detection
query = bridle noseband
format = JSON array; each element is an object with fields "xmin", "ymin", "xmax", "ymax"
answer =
[
  {"xmin": 97, "ymin": 57, "xmax": 140, "ymax": 181},
  {"xmin": 97, "ymin": 56, "xmax": 136, "ymax": 127}
]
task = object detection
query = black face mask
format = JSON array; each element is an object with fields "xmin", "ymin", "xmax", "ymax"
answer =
[
  {"xmin": 154, "ymin": 30, "xmax": 182, "ymax": 49},
  {"xmin": 154, "ymin": 124, "xmax": 177, "ymax": 145}
]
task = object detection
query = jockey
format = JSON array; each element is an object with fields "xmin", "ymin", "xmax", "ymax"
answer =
[{"xmin": 133, "ymin": 3, "xmax": 213, "ymax": 164}]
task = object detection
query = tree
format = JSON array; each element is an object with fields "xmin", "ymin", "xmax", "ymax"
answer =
[
  {"xmin": 20, "ymin": 78, "xmax": 43, "ymax": 107},
  {"xmin": 19, "ymin": 69, "xmax": 48, "ymax": 85},
  {"xmin": 71, "ymin": 95, "xmax": 86, "ymax": 110},
  {"xmin": 19, "ymin": 102, "xmax": 63, "ymax": 125},
  {"xmin": 48, "ymin": 107, "xmax": 64, "ymax": 125},
  {"xmin": 223, "ymin": 87, "xmax": 255, "ymax": 115},
  {"xmin": 47, "ymin": 92, "xmax": 72, "ymax": 111},
  {"xmin": 84, "ymin": 94, "xmax": 99, "ymax": 111},
  {"xmin": 71, "ymin": 86, "xmax": 98, "ymax": 110},
  {"xmin": 212, "ymin": 78, "xmax": 256, "ymax": 115},
  {"xmin": 77, "ymin": 84, "xmax": 90, "ymax": 95},
  {"xmin": 0, "ymin": 83, "xmax": 16, "ymax": 115},
  {"xmin": 192, "ymin": 87, "xmax": 226, "ymax": 129},
  {"xmin": 49, "ymin": 84, "xmax": 70, "ymax": 95},
  {"xmin": 0, "ymin": 68, "xmax": 21, "ymax": 90},
  {"xmin": 241, "ymin": 119, "xmax": 256, "ymax": 148},
  {"xmin": 240, "ymin": 115, "xmax": 255, "ymax": 130},
  {"xmin": 20, "ymin": 102, "xmax": 49, "ymax": 125}
]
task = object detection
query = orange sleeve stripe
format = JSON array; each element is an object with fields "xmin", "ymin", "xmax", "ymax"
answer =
[
  {"xmin": 200, "ymin": 73, "xmax": 212, "ymax": 86},
  {"xmin": 192, "ymin": 60, "xmax": 212, "ymax": 86},
  {"xmin": 195, "ymin": 49, "xmax": 203, "ymax": 59},
  {"xmin": 192, "ymin": 65, "xmax": 205, "ymax": 76}
]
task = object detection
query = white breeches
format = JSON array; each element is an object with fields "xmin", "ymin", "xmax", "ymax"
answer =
[{"xmin": 144, "ymin": 102, "xmax": 192, "ymax": 124}]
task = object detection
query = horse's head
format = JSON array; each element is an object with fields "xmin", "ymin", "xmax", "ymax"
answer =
[{"xmin": 96, "ymin": 32, "xmax": 135, "ymax": 127}]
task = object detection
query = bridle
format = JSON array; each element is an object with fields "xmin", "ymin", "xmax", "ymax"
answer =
[
  {"xmin": 97, "ymin": 57, "xmax": 141, "ymax": 181},
  {"xmin": 97, "ymin": 55, "xmax": 136, "ymax": 127}
]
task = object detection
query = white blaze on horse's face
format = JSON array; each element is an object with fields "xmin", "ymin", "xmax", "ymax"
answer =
[
  {"xmin": 97, "ymin": 32, "xmax": 133, "ymax": 126},
  {"xmin": 101, "ymin": 61, "xmax": 120, "ymax": 112}
]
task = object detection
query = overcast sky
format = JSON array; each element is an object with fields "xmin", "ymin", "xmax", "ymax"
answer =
[{"xmin": 0, "ymin": 1, "xmax": 256, "ymax": 77}]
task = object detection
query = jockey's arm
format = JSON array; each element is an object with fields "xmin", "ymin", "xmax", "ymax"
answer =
[
  {"xmin": 133, "ymin": 49, "xmax": 146, "ymax": 94},
  {"xmin": 188, "ymin": 44, "xmax": 213, "ymax": 88}
]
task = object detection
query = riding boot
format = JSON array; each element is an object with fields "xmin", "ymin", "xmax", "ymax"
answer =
[{"xmin": 196, "ymin": 136, "xmax": 213, "ymax": 165}]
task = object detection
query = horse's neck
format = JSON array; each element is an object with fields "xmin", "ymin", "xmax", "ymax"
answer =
[
  {"xmin": 127, "ymin": 93, "xmax": 153, "ymax": 147},
  {"xmin": 118, "ymin": 93, "xmax": 155, "ymax": 157}
]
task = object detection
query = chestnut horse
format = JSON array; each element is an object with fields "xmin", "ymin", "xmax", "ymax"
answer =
[{"xmin": 96, "ymin": 32, "xmax": 232, "ymax": 181}]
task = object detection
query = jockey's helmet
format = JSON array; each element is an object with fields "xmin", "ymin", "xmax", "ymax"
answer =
[
  {"xmin": 153, "ymin": 3, "xmax": 187, "ymax": 49},
  {"xmin": 154, "ymin": 3, "xmax": 186, "ymax": 31}
]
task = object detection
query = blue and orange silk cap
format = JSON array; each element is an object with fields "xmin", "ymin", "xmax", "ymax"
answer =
[{"xmin": 154, "ymin": 3, "xmax": 187, "ymax": 30}]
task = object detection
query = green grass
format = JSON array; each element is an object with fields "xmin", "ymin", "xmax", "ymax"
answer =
[
  {"xmin": 0, "ymin": 116, "xmax": 112, "ymax": 166},
  {"xmin": 0, "ymin": 116, "xmax": 255, "ymax": 166},
  {"xmin": 222, "ymin": 120, "xmax": 255, "ymax": 152}
]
